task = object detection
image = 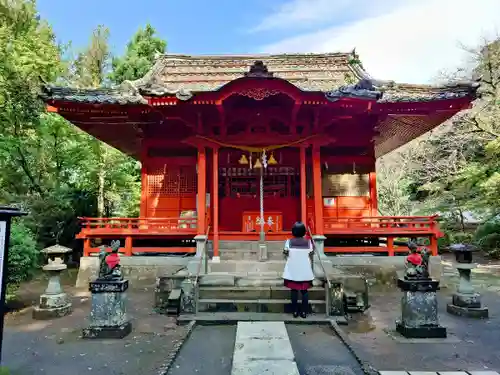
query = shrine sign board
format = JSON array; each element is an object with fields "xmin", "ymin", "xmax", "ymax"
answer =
[{"xmin": 243, "ymin": 211, "xmax": 283, "ymax": 232}]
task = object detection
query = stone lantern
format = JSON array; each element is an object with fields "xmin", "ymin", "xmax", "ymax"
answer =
[
  {"xmin": 33, "ymin": 244, "xmax": 73, "ymax": 320},
  {"xmin": 446, "ymin": 243, "xmax": 488, "ymax": 318}
]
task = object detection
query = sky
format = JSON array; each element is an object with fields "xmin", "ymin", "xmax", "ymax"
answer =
[{"xmin": 37, "ymin": 0, "xmax": 500, "ymax": 84}]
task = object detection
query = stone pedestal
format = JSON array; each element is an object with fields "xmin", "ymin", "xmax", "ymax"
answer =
[
  {"xmin": 187, "ymin": 235, "xmax": 208, "ymax": 274},
  {"xmin": 82, "ymin": 279, "xmax": 132, "ymax": 339},
  {"xmin": 33, "ymin": 264, "xmax": 72, "ymax": 320},
  {"xmin": 180, "ymin": 277, "xmax": 196, "ymax": 314},
  {"xmin": 447, "ymin": 263, "xmax": 489, "ymax": 318},
  {"xmin": 312, "ymin": 235, "xmax": 327, "ymax": 258},
  {"xmin": 328, "ymin": 281, "xmax": 346, "ymax": 316},
  {"xmin": 396, "ymin": 278, "xmax": 446, "ymax": 338},
  {"xmin": 258, "ymin": 243, "xmax": 268, "ymax": 261}
]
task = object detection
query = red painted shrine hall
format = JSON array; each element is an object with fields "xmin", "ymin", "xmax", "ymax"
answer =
[{"xmin": 41, "ymin": 52, "xmax": 479, "ymax": 258}]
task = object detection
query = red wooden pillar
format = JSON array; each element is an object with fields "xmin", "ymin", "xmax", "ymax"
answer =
[
  {"xmin": 125, "ymin": 236, "xmax": 133, "ymax": 256},
  {"xmin": 83, "ymin": 238, "xmax": 91, "ymax": 257},
  {"xmin": 212, "ymin": 147, "xmax": 220, "ymax": 260},
  {"xmin": 387, "ymin": 237, "xmax": 395, "ymax": 256},
  {"xmin": 369, "ymin": 171, "xmax": 378, "ymax": 216},
  {"xmin": 312, "ymin": 145, "xmax": 324, "ymax": 235},
  {"xmin": 197, "ymin": 147, "xmax": 207, "ymax": 235},
  {"xmin": 429, "ymin": 235, "xmax": 438, "ymax": 256},
  {"xmin": 140, "ymin": 140, "xmax": 148, "ymax": 217},
  {"xmin": 300, "ymin": 145, "xmax": 307, "ymax": 224}
]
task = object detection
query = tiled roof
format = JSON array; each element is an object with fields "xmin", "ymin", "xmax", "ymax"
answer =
[
  {"xmin": 40, "ymin": 84, "xmax": 147, "ymax": 105},
  {"xmin": 41, "ymin": 51, "xmax": 480, "ymax": 105}
]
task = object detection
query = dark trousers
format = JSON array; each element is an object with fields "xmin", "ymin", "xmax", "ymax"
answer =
[{"xmin": 290, "ymin": 289, "xmax": 309, "ymax": 313}]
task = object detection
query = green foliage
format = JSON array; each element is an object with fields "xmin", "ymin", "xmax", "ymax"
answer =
[
  {"xmin": 378, "ymin": 37, "xmax": 500, "ymax": 256},
  {"xmin": 474, "ymin": 220, "xmax": 500, "ymax": 257},
  {"xmin": 109, "ymin": 23, "xmax": 166, "ymax": 84},
  {"xmin": 0, "ymin": 1, "xmax": 148, "ymax": 261},
  {"xmin": 7, "ymin": 221, "xmax": 39, "ymax": 289}
]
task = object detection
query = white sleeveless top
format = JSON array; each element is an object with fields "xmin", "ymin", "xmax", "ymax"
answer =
[{"xmin": 282, "ymin": 239, "xmax": 314, "ymax": 281}]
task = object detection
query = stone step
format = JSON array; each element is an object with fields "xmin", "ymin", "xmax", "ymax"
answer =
[
  {"xmin": 197, "ymin": 298, "xmax": 326, "ymax": 313},
  {"xmin": 199, "ymin": 298, "xmax": 326, "ymax": 304},
  {"xmin": 209, "ymin": 260, "xmax": 285, "ymax": 273},
  {"xmin": 219, "ymin": 241, "xmax": 286, "ymax": 251},
  {"xmin": 198, "ymin": 273, "xmax": 325, "ymax": 287},
  {"xmin": 177, "ymin": 312, "xmax": 348, "ymax": 325},
  {"xmin": 219, "ymin": 250, "xmax": 284, "ymax": 261},
  {"xmin": 198, "ymin": 286, "xmax": 325, "ymax": 300}
]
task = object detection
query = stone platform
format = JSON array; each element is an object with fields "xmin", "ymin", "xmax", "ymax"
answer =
[{"xmin": 76, "ymin": 253, "xmax": 444, "ymax": 288}]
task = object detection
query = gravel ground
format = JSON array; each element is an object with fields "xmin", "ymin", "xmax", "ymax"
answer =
[
  {"xmin": 343, "ymin": 287, "xmax": 500, "ymax": 372},
  {"xmin": 167, "ymin": 325, "xmax": 236, "ymax": 375},
  {"xmin": 5, "ymin": 256, "xmax": 500, "ymax": 374},
  {"xmin": 3, "ymin": 276, "xmax": 189, "ymax": 375},
  {"xmin": 287, "ymin": 324, "xmax": 363, "ymax": 375}
]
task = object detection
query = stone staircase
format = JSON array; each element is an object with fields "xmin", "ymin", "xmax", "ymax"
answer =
[
  {"xmin": 196, "ymin": 272, "xmax": 328, "ymax": 314},
  {"xmin": 217, "ymin": 241, "xmax": 287, "ymax": 261},
  {"xmin": 155, "ymin": 261, "xmax": 370, "ymax": 322}
]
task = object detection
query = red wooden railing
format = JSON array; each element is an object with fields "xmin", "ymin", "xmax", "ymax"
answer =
[
  {"xmin": 322, "ymin": 215, "xmax": 440, "ymax": 234},
  {"xmin": 78, "ymin": 217, "xmax": 198, "ymax": 235}
]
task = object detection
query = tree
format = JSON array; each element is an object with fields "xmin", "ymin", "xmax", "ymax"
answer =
[
  {"xmin": 109, "ymin": 23, "xmax": 166, "ymax": 84},
  {"xmin": 0, "ymin": 0, "xmax": 65, "ymax": 291},
  {"xmin": 0, "ymin": 0, "xmax": 65, "ymax": 197},
  {"xmin": 70, "ymin": 25, "xmax": 114, "ymax": 217},
  {"xmin": 376, "ymin": 37, "xmax": 500, "ymax": 254},
  {"xmin": 376, "ymin": 150, "xmax": 414, "ymax": 216},
  {"xmin": 71, "ymin": 25, "xmax": 141, "ymax": 218}
]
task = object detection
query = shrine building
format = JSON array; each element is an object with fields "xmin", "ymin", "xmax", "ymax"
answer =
[{"xmin": 41, "ymin": 52, "xmax": 479, "ymax": 259}]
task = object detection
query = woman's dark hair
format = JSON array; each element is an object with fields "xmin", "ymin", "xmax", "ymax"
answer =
[{"xmin": 291, "ymin": 221, "xmax": 306, "ymax": 238}]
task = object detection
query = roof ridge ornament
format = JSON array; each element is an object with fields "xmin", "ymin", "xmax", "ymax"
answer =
[
  {"xmin": 325, "ymin": 78, "xmax": 383, "ymax": 102},
  {"xmin": 245, "ymin": 60, "xmax": 274, "ymax": 78}
]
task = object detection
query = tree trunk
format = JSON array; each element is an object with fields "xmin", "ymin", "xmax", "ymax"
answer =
[
  {"xmin": 97, "ymin": 166, "xmax": 105, "ymax": 217},
  {"xmin": 97, "ymin": 144, "xmax": 106, "ymax": 217}
]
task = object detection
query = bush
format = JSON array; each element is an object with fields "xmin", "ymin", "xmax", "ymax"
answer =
[
  {"xmin": 7, "ymin": 221, "xmax": 39, "ymax": 296},
  {"xmin": 437, "ymin": 231, "xmax": 474, "ymax": 253},
  {"xmin": 474, "ymin": 220, "xmax": 500, "ymax": 258}
]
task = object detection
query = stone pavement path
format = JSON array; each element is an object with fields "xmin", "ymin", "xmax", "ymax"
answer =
[
  {"xmin": 168, "ymin": 322, "xmax": 363, "ymax": 375},
  {"xmin": 232, "ymin": 322, "xmax": 299, "ymax": 375}
]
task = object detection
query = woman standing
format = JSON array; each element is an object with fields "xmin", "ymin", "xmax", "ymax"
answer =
[{"xmin": 283, "ymin": 221, "xmax": 315, "ymax": 318}]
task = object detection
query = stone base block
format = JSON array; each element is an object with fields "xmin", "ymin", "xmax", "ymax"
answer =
[
  {"xmin": 32, "ymin": 303, "xmax": 72, "ymax": 320},
  {"xmin": 447, "ymin": 303, "xmax": 489, "ymax": 319},
  {"xmin": 452, "ymin": 292, "xmax": 481, "ymax": 308},
  {"xmin": 396, "ymin": 321, "xmax": 447, "ymax": 338},
  {"xmin": 82, "ymin": 321, "xmax": 132, "ymax": 339}
]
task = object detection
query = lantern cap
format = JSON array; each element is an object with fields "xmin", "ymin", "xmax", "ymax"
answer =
[
  {"xmin": 41, "ymin": 244, "xmax": 73, "ymax": 254},
  {"xmin": 448, "ymin": 243, "xmax": 477, "ymax": 252}
]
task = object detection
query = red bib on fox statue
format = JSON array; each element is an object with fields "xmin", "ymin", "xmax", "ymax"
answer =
[{"xmin": 105, "ymin": 252, "xmax": 120, "ymax": 269}]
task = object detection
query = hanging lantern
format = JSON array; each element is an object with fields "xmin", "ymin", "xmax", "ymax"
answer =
[
  {"xmin": 268, "ymin": 153, "xmax": 277, "ymax": 165},
  {"xmin": 239, "ymin": 154, "xmax": 249, "ymax": 165},
  {"xmin": 254, "ymin": 158, "xmax": 262, "ymax": 169}
]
